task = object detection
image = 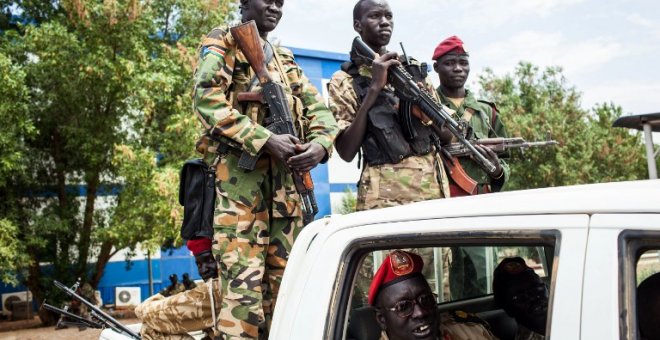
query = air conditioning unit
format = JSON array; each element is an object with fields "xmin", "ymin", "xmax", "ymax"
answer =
[
  {"xmin": 2, "ymin": 291, "xmax": 33, "ymax": 316},
  {"xmin": 115, "ymin": 287, "xmax": 141, "ymax": 308}
]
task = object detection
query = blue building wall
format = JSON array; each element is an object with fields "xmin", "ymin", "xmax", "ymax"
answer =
[
  {"xmin": 288, "ymin": 47, "xmax": 349, "ymax": 218},
  {"xmin": 0, "ymin": 47, "xmax": 351, "ymax": 308}
]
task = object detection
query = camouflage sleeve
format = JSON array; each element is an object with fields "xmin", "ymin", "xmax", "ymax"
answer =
[
  {"xmin": 279, "ymin": 47, "xmax": 339, "ymax": 155},
  {"xmin": 327, "ymin": 70, "xmax": 358, "ymax": 131},
  {"xmin": 193, "ymin": 28, "xmax": 272, "ymax": 157}
]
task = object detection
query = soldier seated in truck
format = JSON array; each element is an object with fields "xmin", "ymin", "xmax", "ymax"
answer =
[
  {"xmin": 369, "ymin": 250, "xmax": 498, "ymax": 340},
  {"xmin": 493, "ymin": 257, "xmax": 548, "ymax": 340}
]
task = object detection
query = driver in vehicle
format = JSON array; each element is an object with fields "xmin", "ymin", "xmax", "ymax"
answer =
[
  {"xmin": 370, "ymin": 250, "xmax": 498, "ymax": 340},
  {"xmin": 492, "ymin": 257, "xmax": 548, "ymax": 340}
]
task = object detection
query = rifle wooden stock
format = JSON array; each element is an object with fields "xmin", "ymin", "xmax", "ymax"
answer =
[{"xmin": 230, "ymin": 21, "xmax": 270, "ymax": 84}]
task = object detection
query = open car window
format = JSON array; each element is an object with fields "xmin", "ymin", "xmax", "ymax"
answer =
[
  {"xmin": 343, "ymin": 236, "xmax": 556, "ymax": 340},
  {"xmin": 351, "ymin": 245, "xmax": 550, "ymax": 308}
]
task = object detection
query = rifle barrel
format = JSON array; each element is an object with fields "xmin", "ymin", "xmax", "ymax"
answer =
[
  {"xmin": 352, "ymin": 37, "xmax": 497, "ymax": 174},
  {"xmin": 43, "ymin": 303, "xmax": 104, "ymax": 329},
  {"xmin": 54, "ymin": 280, "xmax": 141, "ymax": 339}
]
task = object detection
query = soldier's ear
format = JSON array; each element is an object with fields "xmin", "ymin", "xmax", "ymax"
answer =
[
  {"xmin": 353, "ymin": 19, "xmax": 362, "ymax": 34},
  {"xmin": 432, "ymin": 61, "xmax": 439, "ymax": 73},
  {"xmin": 374, "ymin": 308, "xmax": 387, "ymax": 331}
]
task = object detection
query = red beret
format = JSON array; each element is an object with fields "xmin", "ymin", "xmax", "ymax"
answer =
[
  {"xmin": 432, "ymin": 35, "xmax": 468, "ymax": 60},
  {"xmin": 368, "ymin": 250, "xmax": 424, "ymax": 305}
]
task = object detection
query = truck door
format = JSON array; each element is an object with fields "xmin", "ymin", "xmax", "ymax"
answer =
[
  {"xmin": 280, "ymin": 213, "xmax": 589, "ymax": 340},
  {"xmin": 585, "ymin": 214, "xmax": 660, "ymax": 340}
]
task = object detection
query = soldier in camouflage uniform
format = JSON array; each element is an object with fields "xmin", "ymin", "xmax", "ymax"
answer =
[
  {"xmin": 136, "ymin": 280, "xmax": 222, "ymax": 340},
  {"xmin": 328, "ymin": 0, "xmax": 450, "ymax": 307},
  {"xmin": 328, "ymin": 0, "xmax": 450, "ymax": 211},
  {"xmin": 431, "ymin": 36, "xmax": 510, "ymax": 301},
  {"xmin": 190, "ymin": 0, "xmax": 338, "ymax": 338},
  {"xmin": 136, "ymin": 1, "xmax": 337, "ymax": 338}
]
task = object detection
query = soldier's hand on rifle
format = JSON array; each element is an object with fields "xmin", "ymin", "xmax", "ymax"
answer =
[
  {"xmin": 288, "ymin": 142, "xmax": 326, "ymax": 173},
  {"xmin": 369, "ymin": 51, "xmax": 400, "ymax": 93},
  {"xmin": 264, "ymin": 134, "xmax": 300, "ymax": 163},
  {"xmin": 194, "ymin": 250, "xmax": 219, "ymax": 281},
  {"xmin": 475, "ymin": 145, "xmax": 503, "ymax": 179}
]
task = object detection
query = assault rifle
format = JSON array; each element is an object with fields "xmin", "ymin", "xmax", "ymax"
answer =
[
  {"xmin": 351, "ymin": 37, "xmax": 498, "ymax": 175},
  {"xmin": 42, "ymin": 280, "xmax": 141, "ymax": 339},
  {"xmin": 230, "ymin": 21, "xmax": 318, "ymax": 225},
  {"xmin": 444, "ymin": 137, "xmax": 558, "ymax": 157}
]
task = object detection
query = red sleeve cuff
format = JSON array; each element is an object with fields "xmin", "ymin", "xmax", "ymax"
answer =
[{"xmin": 187, "ymin": 238, "xmax": 212, "ymax": 255}]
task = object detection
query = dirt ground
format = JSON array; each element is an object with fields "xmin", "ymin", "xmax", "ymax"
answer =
[{"xmin": 0, "ymin": 317, "xmax": 141, "ymax": 340}]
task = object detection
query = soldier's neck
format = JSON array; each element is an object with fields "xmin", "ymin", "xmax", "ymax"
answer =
[{"xmin": 440, "ymin": 85, "xmax": 466, "ymax": 99}]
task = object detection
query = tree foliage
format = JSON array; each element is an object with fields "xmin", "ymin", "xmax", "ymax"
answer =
[
  {"xmin": 0, "ymin": 0, "xmax": 237, "ymax": 324},
  {"xmin": 478, "ymin": 62, "xmax": 649, "ymax": 190}
]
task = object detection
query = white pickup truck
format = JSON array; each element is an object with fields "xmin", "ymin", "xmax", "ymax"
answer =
[{"xmin": 104, "ymin": 180, "xmax": 660, "ymax": 340}]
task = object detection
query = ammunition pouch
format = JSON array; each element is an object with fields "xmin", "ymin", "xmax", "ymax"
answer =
[
  {"xmin": 343, "ymin": 59, "xmax": 434, "ymax": 166},
  {"xmin": 179, "ymin": 159, "xmax": 216, "ymax": 240},
  {"xmin": 363, "ymin": 96, "xmax": 413, "ymax": 165}
]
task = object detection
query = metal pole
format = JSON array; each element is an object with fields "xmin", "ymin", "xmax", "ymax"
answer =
[
  {"xmin": 433, "ymin": 248, "xmax": 443, "ymax": 302},
  {"xmin": 643, "ymin": 123, "xmax": 658, "ymax": 179},
  {"xmin": 147, "ymin": 250, "xmax": 154, "ymax": 296}
]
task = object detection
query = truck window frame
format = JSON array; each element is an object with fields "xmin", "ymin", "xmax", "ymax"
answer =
[
  {"xmin": 618, "ymin": 230, "xmax": 660, "ymax": 340},
  {"xmin": 328, "ymin": 230, "xmax": 560, "ymax": 340}
]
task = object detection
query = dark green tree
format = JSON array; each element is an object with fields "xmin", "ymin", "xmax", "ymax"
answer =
[
  {"xmin": 0, "ymin": 0, "xmax": 236, "ymax": 324},
  {"xmin": 478, "ymin": 62, "xmax": 648, "ymax": 190}
]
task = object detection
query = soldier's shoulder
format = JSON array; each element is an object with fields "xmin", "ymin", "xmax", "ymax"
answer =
[
  {"xmin": 206, "ymin": 26, "xmax": 230, "ymax": 39},
  {"xmin": 276, "ymin": 45, "xmax": 295, "ymax": 58},
  {"xmin": 477, "ymin": 99, "xmax": 499, "ymax": 112},
  {"xmin": 441, "ymin": 310, "xmax": 492, "ymax": 329},
  {"xmin": 200, "ymin": 26, "xmax": 231, "ymax": 48},
  {"xmin": 329, "ymin": 69, "xmax": 352, "ymax": 87},
  {"xmin": 274, "ymin": 45, "xmax": 297, "ymax": 64}
]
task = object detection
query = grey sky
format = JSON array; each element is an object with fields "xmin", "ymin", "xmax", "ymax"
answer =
[{"xmin": 274, "ymin": 0, "xmax": 660, "ymax": 118}]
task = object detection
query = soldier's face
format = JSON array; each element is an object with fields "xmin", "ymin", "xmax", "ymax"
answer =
[
  {"xmin": 242, "ymin": 0, "xmax": 284, "ymax": 34},
  {"xmin": 354, "ymin": 0, "xmax": 393, "ymax": 50},
  {"xmin": 375, "ymin": 276, "xmax": 439, "ymax": 340},
  {"xmin": 434, "ymin": 53, "xmax": 470, "ymax": 90}
]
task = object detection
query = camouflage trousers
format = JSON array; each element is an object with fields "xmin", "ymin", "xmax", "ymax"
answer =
[
  {"xmin": 135, "ymin": 280, "xmax": 221, "ymax": 340},
  {"xmin": 212, "ymin": 176, "xmax": 303, "ymax": 339}
]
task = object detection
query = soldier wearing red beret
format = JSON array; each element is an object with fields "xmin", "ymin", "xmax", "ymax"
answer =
[
  {"xmin": 432, "ymin": 36, "xmax": 511, "ymax": 302},
  {"xmin": 432, "ymin": 35, "xmax": 510, "ymax": 197},
  {"xmin": 370, "ymin": 251, "xmax": 498, "ymax": 340}
]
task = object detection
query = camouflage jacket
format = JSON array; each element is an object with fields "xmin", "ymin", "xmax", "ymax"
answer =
[
  {"xmin": 436, "ymin": 89, "xmax": 510, "ymax": 191},
  {"xmin": 328, "ymin": 61, "xmax": 449, "ymax": 210},
  {"xmin": 193, "ymin": 27, "xmax": 338, "ymax": 216}
]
